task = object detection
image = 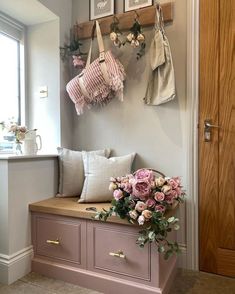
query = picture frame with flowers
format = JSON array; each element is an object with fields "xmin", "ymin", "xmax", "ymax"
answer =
[{"xmin": 96, "ymin": 168, "xmax": 185, "ymax": 260}]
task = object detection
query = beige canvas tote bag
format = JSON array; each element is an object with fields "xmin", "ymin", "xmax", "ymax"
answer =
[{"xmin": 144, "ymin": 4, "xmax": 176, "ymax": 106}]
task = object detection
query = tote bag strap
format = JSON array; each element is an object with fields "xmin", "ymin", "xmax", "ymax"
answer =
[
  {"xmin": 84, "ymin": 21, "xmax": 110, "ymax": 85},
  {"xmin": 85, "ymin": 41, "xmax": 93, "ymax": 69},
  {"xmin": 96, "ymin": 20, "xmax": 110, "ymax": 85},
  {"xmin": 85, "ymin": 20, "xmax": 104, "ymax": 67},
  {"xmin": 154, "ymin": 3, "xmax": 165, "ymax": 35}
]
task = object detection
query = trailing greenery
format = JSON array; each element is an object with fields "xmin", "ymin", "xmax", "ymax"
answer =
[{"xmin": 95, "ymin": 198, "xmax": 182, "ymax": 260}]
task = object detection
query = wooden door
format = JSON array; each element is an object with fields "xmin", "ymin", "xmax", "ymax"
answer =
[{"xmin": 199, "ymin": 0, "xmax": 235, "ymax": 277}]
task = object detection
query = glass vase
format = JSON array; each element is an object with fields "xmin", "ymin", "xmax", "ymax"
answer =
[{"xmin": 14, "ymin": 142, "xmax": 23, "ymax": 155}]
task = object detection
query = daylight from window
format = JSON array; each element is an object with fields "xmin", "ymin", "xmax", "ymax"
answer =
[{"xmin": 0, "ymin": 33, "xmax": 20, "ymax": 124}]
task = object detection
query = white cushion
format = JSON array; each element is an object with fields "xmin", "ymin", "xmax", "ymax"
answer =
[
  {"xmin": 79, "ymin": 153, "xmax": 136, "ymax": 203},
  {"xmin": 57, "ymin": 148, "xmax": 110, "ymax": 197}
]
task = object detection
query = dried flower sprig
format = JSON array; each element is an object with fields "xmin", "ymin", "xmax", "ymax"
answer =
[
  {"xmin": 126, "ymin": 18, "xmax": 146, "ymax": 59},
  {"xmin": 60, "ymin": 22, "xmax": 86, "ymax": 65},
  {"xmin": 109, "ymin": 16, "xmax": 124, "ymax": 48}
]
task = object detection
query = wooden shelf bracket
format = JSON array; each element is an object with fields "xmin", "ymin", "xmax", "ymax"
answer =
[{"xmin": 75, "ymin": 2, "xmax": 174, "ymax": 40}]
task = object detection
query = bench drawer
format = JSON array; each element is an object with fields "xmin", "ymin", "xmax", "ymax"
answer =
[
  {"xmin": 32, "ymin": 214, "xmax": 86, "ymax": 267},
  {"xmin": 87, "ymin": 221, "xmax": 153, "ymax": 282}
]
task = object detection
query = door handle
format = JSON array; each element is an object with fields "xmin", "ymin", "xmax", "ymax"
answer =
[
  {"xmin": 204, "ymin": 119, "xmax": 220, "ymax": 142},
  {"xmin": 204, "ymin": 121, "xmax": 220, "ymax": 129}
]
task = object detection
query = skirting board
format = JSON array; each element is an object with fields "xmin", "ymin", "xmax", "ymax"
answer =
[
  {"xmin": 177, "ymin": 244, "xmax": 187, "ymax": 269},
  {"xmin": 0, "ymin": 246, "xmax": 33, "ymax": 284}
]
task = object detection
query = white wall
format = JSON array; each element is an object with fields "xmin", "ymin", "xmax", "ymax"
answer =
[
  {"xmin": 0, "ymin": 156, "xmax": 58, "ymax": 284},
  {"xmin": 8, "ymin": 158, "xmax": 58, "ymax": 255},
  {"xmin": 71, "ymin": 0, "xmax": 187, "ymax": 247},
  {"xmin": 26, "ymin": 0, "xmax": 74, "ymax": 151},
  {"xmin": 39, "ymin": 0, "xmax": 74, "ymax": 149},
  {"xmin": 0, "ymin": 160, "xmax": 9, "ymax": 255},
  {"xmin": 27, "ymin": 19, "xmax": 60, "ymax": 152}
]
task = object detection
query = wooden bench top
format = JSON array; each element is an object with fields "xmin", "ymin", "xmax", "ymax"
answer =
[
  {"xmin": 29, "ymin": 197, "xmax": 178, "ymax": 226},
  {"xmin": 29, "ymin": 197, "xmax": 130, "ymax": 225}
]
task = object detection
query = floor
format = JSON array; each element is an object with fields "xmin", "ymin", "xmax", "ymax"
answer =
[{"xmin": 0, "ymin": 269, "xmax": 235, "ymax": 294}]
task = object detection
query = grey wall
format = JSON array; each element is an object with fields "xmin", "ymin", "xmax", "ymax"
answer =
[{"xmin": 71, "ymin": 0, "xmax": 187, "ymax": 246}]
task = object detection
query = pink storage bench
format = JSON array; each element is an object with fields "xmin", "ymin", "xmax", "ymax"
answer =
[{"xmin": 29, "ymin": 197, "xmax": 177, "ymax": 294}]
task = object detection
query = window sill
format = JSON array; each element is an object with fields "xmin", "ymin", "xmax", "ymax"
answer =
[{"xmin": 0, "ymin": 153, "xmax": 58, "ymax": 160}]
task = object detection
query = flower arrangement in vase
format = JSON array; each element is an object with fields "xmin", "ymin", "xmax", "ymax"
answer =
[
  {"xmin": 96, "ymin": 168, "xmax": 185, "ymax": 259},
  {"xmin": 8, "ymin": 123, "xmax": 28, "ymax": 154}
]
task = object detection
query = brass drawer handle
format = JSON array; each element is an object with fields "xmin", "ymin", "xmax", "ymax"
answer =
[
  {"xmin": 109, "ymin": 250, "xmax": 126, "ymax": 259},
  {"xmin": 46, "ymin": 239, "xmax": 60, "ymax": 245}
]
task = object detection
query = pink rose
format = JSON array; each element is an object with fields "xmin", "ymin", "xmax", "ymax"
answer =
[
  {"xmin": 175, "ymin": 187, "xmax": 182, "ymax": 196},
  {"xmin": 155, "ymin": 205, "xmax": 166, "ymax": 213},
  {"xmin": 142, "ymin": 210, "xmax": 152, "ymax": 220},
  {"xmin": 113, "ymin": 189, "xmax": 124, "ymax": 201},
  {"xmin": 137, "ymin": 215, "xmax": 145, "ymax": 225},
  {"xmin": 135, "ymin": 201, "xmax": 147, "ymax": 212},
  {"xmin": 165, "ymin": 194, "xmax": 174, "ymax": 204},
  {"xmin": 168, "ymin": 178, "xmax": 179, "ymax": 189},
  {"xmin": 154, "ymin": 192, "xmax": 165, "ymax": 202},
  {"xmin": 72, "ymin": 55, "xmax": 85, "ymax": 69},
  {"xmin": 135, "ymin": 169, "xmax": 154, "ymax": 182},
  {"xmin": 146, "ymin": 198, "xmax": 156, "ymax": 208},
  {"xmin": 132, "ymin": 179, "xmax": 151, "ymax": 199},
  {"xmin": 19, "ymin": 126, "xmax": 27, "ymax": 132},
  {"xmin": 129, "ymin": 210, "xmax": 138, "ymax": 220},
  {"xmin": 170, "ymin": 189, "xmax": 178, "ymax": 199},
  {"xmin": 173, "ymin": 176, "xmax": 181, "ymax": 185},
  {"xmin": 121, "ymin": 182, "xmax": 132, "ymax": 194}
]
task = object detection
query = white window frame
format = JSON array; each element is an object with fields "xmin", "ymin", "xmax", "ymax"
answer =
[{"xmin": 0, "ymin": 12, "xmax": 25, "ymax": 152}]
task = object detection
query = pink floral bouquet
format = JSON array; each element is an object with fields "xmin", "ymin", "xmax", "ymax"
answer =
[{"xmin": 96, "ymin": 169, "xmax": 185, "ymax": 259}]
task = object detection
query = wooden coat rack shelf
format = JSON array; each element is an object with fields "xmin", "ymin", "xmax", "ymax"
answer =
[{"xmin": 75, "ymin": 2, "xmax": 173, "ymax": 40}]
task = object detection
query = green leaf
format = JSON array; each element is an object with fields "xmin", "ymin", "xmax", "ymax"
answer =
[
  {"xmin": 164, "ymin": 250, "xmax": 173, "ymax": 260},
  {"xmin": 148, "ymin": 231, "xmax": 156, "ymax": 241},
  {"xmin": 158, "ymin": 245, "xmax": 165, "ymax": 253}
]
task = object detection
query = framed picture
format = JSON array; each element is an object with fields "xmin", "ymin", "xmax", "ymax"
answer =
[
  {"xmin": 90, "ymin": 0, "xmax": 115, "ymax": 20},
  {"xmin": 124, "ymin": 0, "xmax": 153, "ymax": 12}
]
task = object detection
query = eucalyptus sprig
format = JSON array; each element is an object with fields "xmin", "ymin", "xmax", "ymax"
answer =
[{"xmin": 95, "ymin": 206, "xmax": 181, "ymax": 260}]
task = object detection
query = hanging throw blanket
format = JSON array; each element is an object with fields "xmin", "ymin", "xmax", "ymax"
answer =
[
  {"xmin": 66, "ymin": 21, "xmax": 126, "ymax": 115},
  {"xmin": 144, "ymin": 4, "xmax": 176, "ymax": 106}
]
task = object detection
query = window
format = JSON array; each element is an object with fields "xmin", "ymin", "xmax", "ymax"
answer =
[
  {"xmin": 0, "ymin": 33, "xmax": 20, "ymax": 123},
  {"xmin": 0, "ymin": 13, "xmax": 24, "ymax": 152}
]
